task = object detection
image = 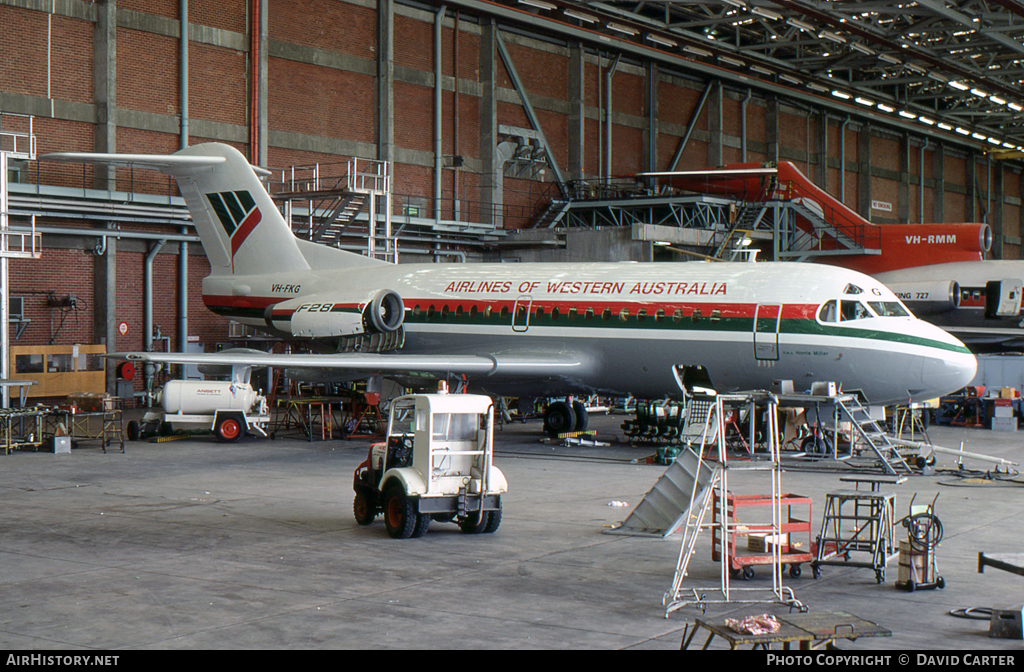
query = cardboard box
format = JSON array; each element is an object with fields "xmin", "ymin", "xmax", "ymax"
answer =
[
  {"xmin": 1000, "ymin": 387, "xmax": 1018, "ymax": 399},
  {"xmin": 991, "ymin": 417, "xmax": 1017, "ymax": 432},
  {"xmin": 53, "ymin": 436, "xmax": 71, "ymax": 454},
  {"xmin": 747, "ymin": 533, "xmax": 789, "ymax": 553}
]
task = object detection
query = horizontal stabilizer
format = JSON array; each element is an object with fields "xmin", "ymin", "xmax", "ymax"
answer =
[{"xmin": 42, "ymin": 152, "xmax": 226, "ymax": 173}]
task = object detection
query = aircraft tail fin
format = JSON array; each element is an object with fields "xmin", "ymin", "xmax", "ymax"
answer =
[{"xmin": 43, "ymin": 143, "xmax": 382, "ymax": 276}]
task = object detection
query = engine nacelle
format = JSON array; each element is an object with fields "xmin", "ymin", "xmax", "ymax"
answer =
[
  {"xmin": 265, "ymin": 289, "xmax": 405, "ymax": 338},
  {"xmin": 887, "ymin": 280, "xmax": 961, "ymax": 314}
]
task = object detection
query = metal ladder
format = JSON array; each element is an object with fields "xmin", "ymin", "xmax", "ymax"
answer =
[
  {"xmin": 835, "ymin": 396, "xmax": 914, "ymax": 475},
  {"xmin": 664, "ymin": 392, "xmax": 804, "ymax": 616}
]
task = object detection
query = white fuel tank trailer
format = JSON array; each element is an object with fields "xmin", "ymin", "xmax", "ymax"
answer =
[
  {"xmin": 160, "ymin": 380, "xmax": 262, "ymax": 415},
  {"xmin": 128, "ymin": 378, "xmax": 270, "ymax": 443}
]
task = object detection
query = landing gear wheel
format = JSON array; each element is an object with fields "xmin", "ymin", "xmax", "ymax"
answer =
[
  {"xmin": 353, "ymin": 490, "xmax": 376, "ymax": 526},
  {"xmin": 789, "ymin": 564, "xmax": 802, "ymax": 579},
  {"xmin": 126, "ymin": 420, "xmax": 140, "ymax": 442},
  {"xmin": 215, "ymin": 416, "xmax": 243, "ymax": 443},
  {"xmin": 572, "ymin": 401, "xmax": 589, "ymax": 433},
  {"xmin": 459, "ymin": 511, "xmax": 488, "ymax": 534},
  {"xmin": 383, "ymin": 487, "xmax": 419, "ymax": 539},
  {"xmin": 543, "ymin": 401, "xmax": 577, "ymax": 437}
]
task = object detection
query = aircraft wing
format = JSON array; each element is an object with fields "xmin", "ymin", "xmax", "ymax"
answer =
[{"xmin": 112, "ymin": 350, "xmax": 593, "ymax": 378}]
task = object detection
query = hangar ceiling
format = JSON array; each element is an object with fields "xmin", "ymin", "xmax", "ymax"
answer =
[{"xmin": 468, "ymin": 0, "xmax": 1024, "ymax": 154}]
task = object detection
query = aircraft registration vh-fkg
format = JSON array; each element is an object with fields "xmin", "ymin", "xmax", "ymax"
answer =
[{"xmin": 44, "ymin": 143, "xmax": 976, "ymax": 434}]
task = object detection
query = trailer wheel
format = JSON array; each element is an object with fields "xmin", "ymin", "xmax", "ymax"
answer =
[
  {"xmin": 215, "ymin": 415, "xmax": 243, "ymax": 443},
  {"xmin": 383, "ymin": 486, "xmax": 418, "ymax": 539}
]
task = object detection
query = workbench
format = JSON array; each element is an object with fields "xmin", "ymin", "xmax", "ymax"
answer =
[
  {"xmin": 978, "ymin": 552, "xmax": 1024, "ymax": 577},
  {"xmin": 272, "ymin": 397, "xmax": 339, "ymax": 441},
  {"xmin": 681, "ymin": 610, "xmax": 891, "ymax": 650}
]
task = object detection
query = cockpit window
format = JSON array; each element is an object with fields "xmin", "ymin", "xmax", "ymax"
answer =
[
  {"xmin": 818, "ymin": 300, "xmax": 837, "ymax": 323},
  {"xmin": 843, "ymin": 283, "xmax": 863, "ymax": 295},
  {"xmin": 867, "ymin": 301, "xmax": 909, "ymax": 317},
  {"xmin": 840, "ymin": 300, "xmax": 870, "ymax": 321}
]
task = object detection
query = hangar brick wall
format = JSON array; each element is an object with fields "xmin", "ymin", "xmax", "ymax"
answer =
[{"xmin": 0, "ymin": 0, "xmax": 1022, "ymax": 389}]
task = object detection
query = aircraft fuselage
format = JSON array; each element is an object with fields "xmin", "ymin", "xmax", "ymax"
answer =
[{"xmin": 203, "ymin": 261, "xmax": 974, "ymax": 404}]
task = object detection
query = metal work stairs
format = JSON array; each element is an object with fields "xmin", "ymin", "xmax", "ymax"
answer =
[
  {"xmin": 535, "ymin": 199, "xmax": 572, "ymax": 228},
  {"xmin": 310, "ymin": 192, "xmax": 368, "ymax": 245},
  {"xmin": 778, "ymin": 200, "xmax": 866, "ymax": 260},
  {"xmin": 607, "ymin": 399, "xmax": 718, "ymax": 537},
  {"xmin": 835, "ymin": 396, "xmax": 914, "ymax": 476}
]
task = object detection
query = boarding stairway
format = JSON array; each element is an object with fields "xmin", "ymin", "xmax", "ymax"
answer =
[
  {"xmin": 835, "ymin": 396, "xmax": 915, "ymax": 476},
  {"xmin": 606, "ymin": 397, "xmax": 717, "ymax": 537}
]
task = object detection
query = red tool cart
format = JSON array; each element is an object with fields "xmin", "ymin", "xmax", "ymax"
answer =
[{"xmin": 712, "ymin": 492, "xmax": 814, "ymax": 580}]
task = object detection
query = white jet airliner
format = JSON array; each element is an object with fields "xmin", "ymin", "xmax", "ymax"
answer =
[{"xmin": 44, "ymin": 144, "xmax": 976, "ymax": 434}]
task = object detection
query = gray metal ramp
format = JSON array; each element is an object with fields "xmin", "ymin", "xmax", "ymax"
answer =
[{"xmin": 606, "ymin": 446, "xmax": 715, "ymax": 538}]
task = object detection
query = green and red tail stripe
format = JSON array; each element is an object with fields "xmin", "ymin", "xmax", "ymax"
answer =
[{"xmin": 206, "ymin": 190, "xmax": 263, "ymax": 270}]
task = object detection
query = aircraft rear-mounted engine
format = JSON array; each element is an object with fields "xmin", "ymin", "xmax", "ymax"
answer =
[
  {"xmin": 265, "ymin": 289, "xmax": 405, "ymax": 338},
  {"xmin": 888, "ymin": 281, "xmax": 961, "ymax": 314}
]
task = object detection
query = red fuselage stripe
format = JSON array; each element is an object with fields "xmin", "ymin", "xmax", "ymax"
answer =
[{"xmin": 204, "ymin": 294, "xmax": 820, "ymax": 320}]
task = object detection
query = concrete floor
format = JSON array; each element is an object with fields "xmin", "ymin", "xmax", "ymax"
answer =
[{"xmin": 0, "ymin": 412, "xmax": 1021, "ymax": 650}]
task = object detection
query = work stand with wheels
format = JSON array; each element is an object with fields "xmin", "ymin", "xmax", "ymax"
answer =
[
  {"xmin": 712, "ymin": 492, "xmax": 814, "ymax": 583},
  {"xmin": 812, "ymin": 475, "xmax": 904, "ymax": 583},
  {"xmin": 664, "ymin": 392, "xmax": 806, "ymax": 616}
]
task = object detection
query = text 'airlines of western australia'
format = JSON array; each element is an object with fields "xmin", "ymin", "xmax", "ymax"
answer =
[{"xmin": 44, "ymin": 143, "xmax": 976, "ymax": 405}]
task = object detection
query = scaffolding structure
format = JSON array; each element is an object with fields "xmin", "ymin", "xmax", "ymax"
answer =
[
  {"xmin": 664, "ymin": 392, "xmax": 805, "ymax": 616},
  {"xmin": 0, "ymin": 114, "xmax": 42, "ymax": 409}
]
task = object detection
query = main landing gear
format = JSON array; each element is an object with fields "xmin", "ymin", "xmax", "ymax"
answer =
[{"xmin": 543, "ymin": 399, "xmax": 589, "ymax": 437}]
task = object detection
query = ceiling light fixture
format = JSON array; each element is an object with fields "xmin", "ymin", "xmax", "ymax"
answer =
[
  {"xmin": 564, "ymin": 9, "xmax": 597, "ymax": 23},
  {"xmin": 750, "ymin": 6, "xmax": 782, "ymax": 20},
  {"xmin": 517, "ymin": 0, "xmax": 556, "ymax": 10},
  {"xmin": 606, "ymin": 22, "xmax": 638, "ymax": 36},
  {"xmin": 646, "ymin": 34, "xmax": 677, "ymax": 48}
]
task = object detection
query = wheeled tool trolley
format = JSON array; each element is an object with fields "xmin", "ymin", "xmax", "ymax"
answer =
[
  {"xmin": 712, "ymin": 492, "xmax": 814, "ymax": 580},
  {"xmin": 895, "ymin": 493, "xmax": 945, "ymax": 591}
]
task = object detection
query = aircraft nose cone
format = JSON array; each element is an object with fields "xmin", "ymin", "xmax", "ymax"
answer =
[{"xmin": 920, "ymin": 350, "xmax": 977, "ymax": 399}]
